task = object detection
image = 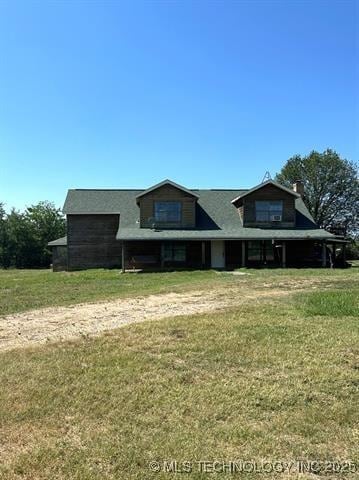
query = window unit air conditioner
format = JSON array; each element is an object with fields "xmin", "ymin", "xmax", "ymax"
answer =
[{"xmin": 271, "ymin": 214, "xmax": 282, "ymax": 222}]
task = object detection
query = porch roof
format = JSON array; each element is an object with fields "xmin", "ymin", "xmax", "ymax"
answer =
[
  {"xmin": 48, "ymin": 236, "xmax": 67, "ymax": 246},
  {"xmin": 116, "ymin": 228, "xmax": 334, "ymax": 241}
]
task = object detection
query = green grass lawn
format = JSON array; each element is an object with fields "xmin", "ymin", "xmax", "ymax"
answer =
[
  {"xmin": 0, "ymin": 268, "xmax": 358, "ymax": 479},
  {"xmin": 0, "ymin": 266, "xmax": 358, "ymax": 316},
  {"xmin": 0, "ymin": 268, "xmax": 225, "ymax": 316}
]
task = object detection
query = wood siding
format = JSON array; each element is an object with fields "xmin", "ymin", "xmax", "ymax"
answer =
[
  {"xmin": 139, "ymin": 185, "xmax": 196, "ymax": 228},
  {"xmin": 52, "ymin": 246, "xmax": 68, "ymax": 272},
  {"xmin": 239, "ymin": 184, "xmax": 296, "ymax": 228},
  {"xmin": 67, "ymin": 214, "xmax": 121, "ymax": 270}
]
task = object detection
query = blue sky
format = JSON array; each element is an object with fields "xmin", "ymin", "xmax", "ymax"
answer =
[{"xmin": 0, "ymin": 0, "xmax": 357, "ymax": 211}]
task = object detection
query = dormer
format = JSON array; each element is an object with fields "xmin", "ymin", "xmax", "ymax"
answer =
[
  {"xmin": 231, "ymin": 180, "xmax": 300, "ymax": 228},
  {"xmin": 136, "ymin": 179, "xmax": 199, "ymax": 229}
]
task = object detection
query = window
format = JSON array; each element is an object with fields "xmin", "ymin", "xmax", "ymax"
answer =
[
  {"xmin": 154, "ymin": 201, "xmax": 181, "ymax": 223},
  {"xmin": 163, "ymin": 243, "xmax": 186, "ymax": 262},
  {"xmin": 247, "ymin": 241, "xmax": 262, "ymax": 262},
  {"xmin": 255, "ymin": 200, "xmax": 283, "ymax": 222},
  {"xmin": 247, "ymin": 241, "xmax": 275, "ymax": 264}
]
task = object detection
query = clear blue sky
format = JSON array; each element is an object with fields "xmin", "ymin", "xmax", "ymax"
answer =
[{"xmin": 0, "ymin": 0, "xmax": 357, "ymax": 211}]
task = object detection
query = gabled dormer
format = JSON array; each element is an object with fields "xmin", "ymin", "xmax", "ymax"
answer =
[
  {"xmin": 231, "ymin": 180, "xmax": 300, "ymax": 228},
  {"xmin": 136, "ymin": 179, "xmax": 199, "ymax": 228}
]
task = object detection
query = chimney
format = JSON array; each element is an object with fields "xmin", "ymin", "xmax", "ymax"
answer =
[{"xmin": 293, "ymin": 180, "xmax": 304, "ymax": 196}]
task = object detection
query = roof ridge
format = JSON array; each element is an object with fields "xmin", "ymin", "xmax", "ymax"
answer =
[
  {"xmin": 70, "ymin": 188, "xmax": 249, "ymax": 192},
  {"xmin": 72, "ymin": 188, "xmax": 142, "ymax": 191},
  {"xmin": 203, "ymin": 188, "xmax": 249, "ymax": 191},
  {"xmin": 135, "ymin": 179, "xmax": 199, "ymax": 200},
  {"xmin": 231, "ymin": 180, "xmax": 299, "ymax": 203}
]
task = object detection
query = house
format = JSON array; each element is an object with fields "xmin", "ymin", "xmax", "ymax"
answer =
[{"xmin": 48, "ymin": 178, "xmax": 347, "ymax": 271}]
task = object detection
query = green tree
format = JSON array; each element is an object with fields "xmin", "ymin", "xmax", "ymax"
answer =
[
  {"xmin": 0, "ymin": 203, "xmax": 11, "ymax": 268},
  {"xmin": 26, "ymin": 201, "xmax": 66, "ymax": 267},
  {"xmin": 0, "ymin": 201, "xmax": 66, "ymax": 268},
  {"xmin": 275, "ymin": 149, "xmax": 359, "ymax": 235},
  {"xmin": 5, "ymin": 209, "xmax": 39, "ymax": 268}
]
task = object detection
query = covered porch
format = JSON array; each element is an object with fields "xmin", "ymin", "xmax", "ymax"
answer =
[
  {"xmin": 121, "ymin": 240, "xmax": 211, "ymax": 271},
  {"xmin": 120, "ymin": 238, "xmax": 347, "ymax": 272},
  {"xmin": 229, "ymin": 239, "xmax": 348, "ymax": 269}
]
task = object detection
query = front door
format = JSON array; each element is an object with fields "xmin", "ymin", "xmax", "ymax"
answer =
[{"xmin": 211, "ymin": 240, "xmax": 225, "ymax": 268}]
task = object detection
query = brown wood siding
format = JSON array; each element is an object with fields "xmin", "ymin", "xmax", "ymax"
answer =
[
  {"xmin": 237, "ymin": 205, "xmax": 244, "ymax": 221},
  {"xmin": 139, "ymin": 185, "xmax": 196, "ymax": 228},
  {"xmin": 67, "ymin": 214, "xmax": 121, "ymax": 270},
  {"xmin": 240, "ymin": 184, "xmax": 296, "ymax": 228},
  {"xmin": 52, "ymin": 246, "xmax": 68, "ymax": 272}
]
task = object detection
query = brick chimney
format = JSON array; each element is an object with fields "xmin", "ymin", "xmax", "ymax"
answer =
[{"xmin": 293, "ymin": 180, "xmax": 304, "ymax": 196}]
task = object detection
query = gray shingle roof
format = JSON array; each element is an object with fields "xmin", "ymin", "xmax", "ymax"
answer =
[
  {"xmin": 63, "ymin": 188, "xmax": 334, "ymax": 241},
  {"xmin": 231, "ymin": 179, "xmax": 300, "ymax": 203},
  {"xmin": 135, "ymin": 179, "xmax": 199, "ymax": 201},
  {"xmin": 63, "ymin": 189, "xmax": 141, "ymax": 214},
  {"xmin": 48, "ymin": 236, "xmax": 67, "ymax": 246}
]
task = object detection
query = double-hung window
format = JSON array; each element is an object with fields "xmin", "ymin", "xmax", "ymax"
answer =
[
  {"xmin": 255, "ymin": 200, "xmax": 283, "ymax": 222},
  {"xmin": 154, "ymin": 201, "xmax": 181, "ymax": 223},
  {"xmin": 163, "ymin": 243, "xmax": 186, "ymax": 262}
]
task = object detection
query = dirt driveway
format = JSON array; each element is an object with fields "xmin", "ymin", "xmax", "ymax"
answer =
[{"xmin": 0, "ymin": 278, "xmax": 325, "ymax": 351}]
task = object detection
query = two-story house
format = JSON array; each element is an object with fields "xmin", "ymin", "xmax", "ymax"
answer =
[{"xmin": 48, "ymin": 178, "xmax": 346, "ymax": 271}]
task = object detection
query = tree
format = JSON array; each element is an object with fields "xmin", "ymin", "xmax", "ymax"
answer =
[
  {"xmin": 26, "ymin": 201, "xmax": 66, "ymax": 267},
  {"xmin": 5, "ymin": 209, "xmax": 39, "ymax": 268},
  {"xmin": 275, "ymin": 149, "xmax": 359, "ymax": 235},
  {"xmin": 0, "ymin": 203, "xmax": 11, "ymax": 268},
  {"xmin": 0, "ymin": 201, "xmax": 66, "ymax": 268}
]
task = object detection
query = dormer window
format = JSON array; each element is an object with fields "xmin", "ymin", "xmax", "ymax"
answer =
[
  {"xmin": 154, "ymin": 201, "xmax": 182, "ymax": 223},
  {"xmin": 255, "ymin": 200, "xmax": 283, "ymax": 222}
]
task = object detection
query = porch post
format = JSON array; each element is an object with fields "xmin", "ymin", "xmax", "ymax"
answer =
[
  {"xmin": 329, "ymin": 243, "xmax": 334, "ymax": 269},
  {"xmin": 241, "ymin": 240, "xmax": 246, "ymax": 267},
  {"xmin": 282, "ymin": 241, "xmax": 286, "ymax": 268},
  {"xmin": 160, "ymin": 243, "xmax": 165, "ymax": 268},
  {"xmin": 322, "ymin": 241, "xmax": 326, "ymax": 267},
  {"xmin": 201, "ymin": 241, "xmax": 206, "ymax": 268},
  {"xmin": 342, "ymin": 243, "xmax": 347, "ymax": 267},
  {"xmin": 121, "ymin": 241, "xmax": 126, "ymax": 273}
]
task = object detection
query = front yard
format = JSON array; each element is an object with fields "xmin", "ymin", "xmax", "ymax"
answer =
[
  {"xmin": 0, "ymin": 266, "xmax": 357, "ymax": 316},
  {"xmin": 0, "ymin": 268, "xmax": 358, "ymax": 479}
]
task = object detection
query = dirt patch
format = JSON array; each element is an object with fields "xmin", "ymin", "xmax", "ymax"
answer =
[{"xmin": 0, "ymin": 279, "xmax": 321, "ymax": 351}]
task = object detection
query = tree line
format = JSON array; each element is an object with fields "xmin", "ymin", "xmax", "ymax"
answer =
[{"xmin": 0, "ymin": 201, "xmax": 66, "ymax": 268}]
